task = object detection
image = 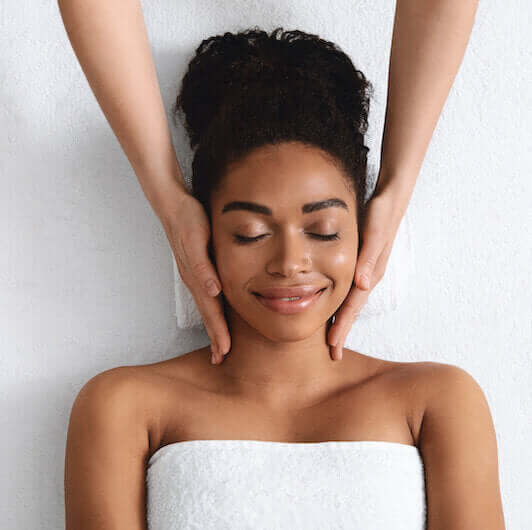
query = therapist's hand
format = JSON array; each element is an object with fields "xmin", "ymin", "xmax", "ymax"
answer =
[
  {"xmin": 327, "ymin": 186, "xmax": 409, "ymax": 361},
  {"xmin": 160, "ymin": 191, "xmax": 229, "ymax": 365}
]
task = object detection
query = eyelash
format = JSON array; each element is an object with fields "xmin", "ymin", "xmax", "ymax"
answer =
[{"xmin": 233, "ymin": 233, "xmax": 340, "ymax": 244}]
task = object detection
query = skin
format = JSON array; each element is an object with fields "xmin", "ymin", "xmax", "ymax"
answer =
[
  {"xmin": 144, "ymin": 142, "xmax": 413, "ymax": 414},
  {"xmin": 207, "ymin": 141, "xmax": 360, "ymax": 405},
  {"xmin": 60, "ymin": 2, "xmax": 506, "ymax": 528},
  {"xmin": 57, "ymin": 0, "xmax": 481, "ymax": 363},
  {"xmin": 65, "ymin": 141, "xmax": 427, "ymax": 530},
  {"xmin": 64, "ymin": 351, "xmax": 506, "ymax": 529},
  {"xmin": 134, "ymin": 141, "xmax": 417, "ymax": 429},
  {"xmin": 63, "ymin": 104, "xmax": 505, "ymax": 530}
]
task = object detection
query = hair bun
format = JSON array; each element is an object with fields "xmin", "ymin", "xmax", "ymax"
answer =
[
  {"xmin": 174, "ymin": 26, "xmax": 374, "ymax": 232},
  {"xmin": 174, "ymin": 27, "xmax": 372, "ymax": 150},
  {"xmin": 173, "ymin": 28, "xmax": 269, "ymax": 148}
]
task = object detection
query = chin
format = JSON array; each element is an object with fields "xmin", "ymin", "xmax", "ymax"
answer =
[{"xmin": 250, "ymin": 317, "xmax": 329, "ymax": 343}]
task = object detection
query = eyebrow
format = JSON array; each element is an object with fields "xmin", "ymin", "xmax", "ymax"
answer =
[{"xmin": 221, "ymin": 197, "xmax": 348, "ymax": 215}]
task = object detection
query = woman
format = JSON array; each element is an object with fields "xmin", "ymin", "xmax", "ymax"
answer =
[
  {"xmin": 64, "ymin": 26, "xmax": 505, "ymax": 530},
  {"xmin": 57, "ymin": 0, "xmax": 482, "ymax": 365}
]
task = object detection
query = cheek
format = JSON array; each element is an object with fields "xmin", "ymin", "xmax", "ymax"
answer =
[
  {"xmin": 324, "ymin": 241, "xmax": 356, "ymax": 275},
  {"xmin": 321, "ymin": 241, "xmax": 357, "ymax": 302},
  {"xmin": 211, "ymin": 233, "xmax": 258, "ymax": 293}
]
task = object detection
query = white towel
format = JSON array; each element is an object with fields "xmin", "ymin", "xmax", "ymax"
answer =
[
  {"xmin": 173, "ymin": 211, "xmax": 414, "ymax": 329},
  {"xmin": 146, "ymin": 439, "xmax": 427, "ymax": 529}
]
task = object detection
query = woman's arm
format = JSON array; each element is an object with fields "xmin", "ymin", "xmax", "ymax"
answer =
[
  {"xmin": 57, "ymin": 0, "xmax": 480, "ymax": 240},
  {"xmin": 57, "ymin": 0, "xmax": 481, "ymax": 362},
  {"xmin": 374, "ymin": 0, "xmax": 480, "ymax": 207},
  {"xmin": 419, "ymin": 364, "xmax": 505, "ymax": 529},
  {"xmin": 57, "ymin": 0, "xmax": 229, "ymax": 361},
  {"xmin": 57, "ymin": 0, "xmax": 186, "ymax": 213},
  {"xmin": 64, "ymin": 368, "xmax": 151, "ymax": 529},
  {"xmin": 328, "ymin": 0, "xmax": 481, "ymax": 358}
]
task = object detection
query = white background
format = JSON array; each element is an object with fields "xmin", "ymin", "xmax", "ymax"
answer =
[{"xmin": 1, "ymin": 0, "xmax": 530, "ymax": 528}]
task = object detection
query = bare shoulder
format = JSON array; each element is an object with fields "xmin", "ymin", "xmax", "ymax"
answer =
[
  {"xmin": 77, "ymin": 363, "xmax": 176, "ymax": 446},
  {"xmin": 379, "ymin": 359, "xmax": 484, "ymax": 401},
  {"xmin": 412, "ymin": 360, "xmax": 490, "ymax": 414},
  {"xmin": 83, "ymin": 363, "xmax": 159, "ymax": 399},
  {"xmin": 94, "ymin": 365, "xmax": 156, "ymax": 424},
  {"xmin": 386, "ymin": 358, "xmax": 435, "ymax": 436},
  {"xmin": 74, "ymin": 364, "xmax": 152, "ymax": 417},
  {"xmin": 415, "ymin": 359, "xmax": 496, "ymax": 442},
  {"xmin": 134, "ymin": 347, "xmax": 213, "ymax": 390},
  {"xmin": 65, "ymin": 366, "xmax": 155, "ymax": 529},
  {"xmin": 353, "ymin": 357, "xmax": 486, "ymax": 444},
  {"xmin": 414, "ymin": 361, "xmax": 506, "ymax": 528}
]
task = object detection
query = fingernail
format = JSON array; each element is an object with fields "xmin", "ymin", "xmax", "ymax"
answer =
[
  {"xmin": 360, "ymin": 274, "xmax": 370, "ymax": 289},
  {"xmin": 211, "ymin": 353, "xmax": 216, "ymax": 364},
  {"xmin": 206, "ymin": 279, "xmax": 220, "ymax": 297}
]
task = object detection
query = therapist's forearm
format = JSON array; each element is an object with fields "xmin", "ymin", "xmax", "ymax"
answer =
[
  {"xmin": 377, "ymin": 0, "xmax": 480, "ymax": 204},
  {"xmin": 57, "ymin": 0, "xmax": 188, "ymax": 212}
]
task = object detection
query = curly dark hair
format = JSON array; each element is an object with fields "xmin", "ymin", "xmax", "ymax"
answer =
[{"xmin": 172, "ymin": 26, "xmax": 374, "ymax": 242}]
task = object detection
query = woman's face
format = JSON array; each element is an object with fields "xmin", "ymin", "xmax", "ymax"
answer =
[{"xmin": 210, "ymin": 141, "xmax": 359, "ymax": 342}]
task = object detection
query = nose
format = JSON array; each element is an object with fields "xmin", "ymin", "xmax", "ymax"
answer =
[{"xmin": 265, "ymin": 227, "xmax": 312, "ymax": 278}]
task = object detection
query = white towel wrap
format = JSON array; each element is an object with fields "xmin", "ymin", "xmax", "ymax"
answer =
[{"xmin": 146, "ymin": 439, "xmax": 426, "ymax": 529}]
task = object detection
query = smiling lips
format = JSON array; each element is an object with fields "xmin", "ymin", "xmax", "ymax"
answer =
[{"xmin": 252, "ymin": 285, "xmax": 327, "ymax": 314}]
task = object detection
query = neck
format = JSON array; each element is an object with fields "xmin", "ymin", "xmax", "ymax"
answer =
[{"xmin": 216, "ymin": 304, "xmax": 346, "ymax": 408}]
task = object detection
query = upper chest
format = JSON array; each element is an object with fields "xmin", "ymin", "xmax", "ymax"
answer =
[{"xmin": 144, "ymin": 351, "xmax": 427, "ymax": 456}]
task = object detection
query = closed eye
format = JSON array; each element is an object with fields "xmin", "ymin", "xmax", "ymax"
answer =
[{"xmin": 233, "ymin": 233, "xmax": 340, "ymax": 244}]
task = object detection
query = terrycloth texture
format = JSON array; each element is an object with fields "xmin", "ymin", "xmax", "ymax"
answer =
[
  {"xmin": 173, "ymin": 212, "xmax": 414, "ymax": 328},
  {"xmin": 146, "ymin": 439, "xmax": 427, "ymax": 530}
]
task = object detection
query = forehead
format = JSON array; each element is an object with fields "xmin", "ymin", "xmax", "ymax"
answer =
[{"xmin": 213, "ymin": 142, "xmax": 354, "ymax": 212}]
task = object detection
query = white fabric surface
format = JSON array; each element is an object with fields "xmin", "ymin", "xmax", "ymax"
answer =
[
  {"xmin": 146, "ymin": 439, "xmax": 426, "ymax": 529},
  {"xmin": 173, "ymin": 212, "xmax": 415, "ymax": 329}
]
